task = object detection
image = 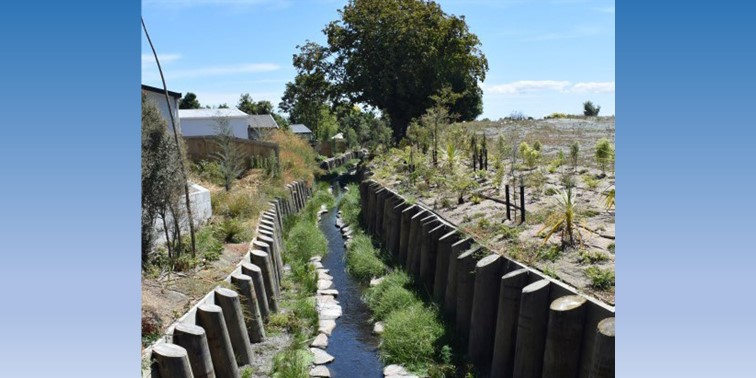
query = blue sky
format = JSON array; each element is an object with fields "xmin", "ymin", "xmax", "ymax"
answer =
[{"xmin": 142, "ymin": 0, "xmax": 614, "ymax": 120}]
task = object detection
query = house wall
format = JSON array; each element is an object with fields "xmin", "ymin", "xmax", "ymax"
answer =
[
  {"xmin": 180, "ymin": 117, "xmax": 249, "ymax": 139},
  {"xmin": 144, "ymin": 90, "xmax": 181, "ymax": 133}
]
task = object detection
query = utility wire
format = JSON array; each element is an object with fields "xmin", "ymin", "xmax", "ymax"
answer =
[{"xmin": 141, "ymin": 17, "xmax": 197, "ymax": 257}]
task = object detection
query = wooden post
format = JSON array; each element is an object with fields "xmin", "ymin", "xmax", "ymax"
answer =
[
  {"xmin": 520, "ymin": 185, "xmax": 526, "ymax": 224},
  {"xmin": 151, "ymin": 343, "xmax": 195, "ymax": 378},
  {"xmin": 172, "ymin": 323, "xmax": 215, "ymax": 378},
  {"xmin": 505, "ymin": 185, "xmax": 511, "ymax": 221}
]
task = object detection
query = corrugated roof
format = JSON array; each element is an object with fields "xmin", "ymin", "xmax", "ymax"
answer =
[
  {"xmin": 290, "ymin": 124, "xmax": 312, "ymax": 134},
  {"xmin": 179, "ymin": 108, "xmax": 248, "ymax": 119},
  {"xmin": 248, "ymin": 114, "xmax": 280, "ymax": 129}
]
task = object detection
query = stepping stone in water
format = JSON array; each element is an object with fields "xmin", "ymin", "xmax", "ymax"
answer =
[
  {"xmin": 311, "ymin": 262, "xmax": 324, "ymax": 269},
  {"xmin": 310, "ymin": 347, "xmax": 335, "ymax": 365},
  {"xmin": 373, "ymin": 321, "xmax": 385, "ymax": 335},
  {"xmin": 317, "ymin": 279, "xmax": 334, "ymax": 290},
  {"xmin": 310, "ymin": 365, "xmax": 331, "ymax": 377},
  {"xmin": 310, "ymin": 256, "xmax": 322, "ymax": 263},
  {"xmin": 311, "ymin": 333, "xmax": 329, "ymax": 348},
  {"xmin": 383, "ymin": 364, "xmax": 417, "ymax": 377},
  {"xmin": 318, "ymin": 271, "xmax": 334, "ymax": 281},
  {"xmin": 319, "ymin": 304, "xmax": 343, "ymax": 320},
  {"xmin": 319, "ymin": 319, "xmax": 336, "ymax": 335}
]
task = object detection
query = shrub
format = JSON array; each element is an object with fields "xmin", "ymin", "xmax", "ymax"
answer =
[
  {"xmin": 608, "ymin": 243, "xmax": 616, "ymax": 253},
  {"xmin": 585, "ymin": 266, "xmax": 615, "ymax": 290},
  {"xmin": 594, "ymin": 138, "xmax": 614, "ymax": 173},
  {"xmin": 192, "ymin": 160, "xmax": 226, "ymax": 187},
  {"xmin": 537, "ymin": 244, "xmax": 561, "ymax": 262},
  {"xmin": 338, "ymin": 184, "xmax": 361, "ymax": 225},
  {"xmin": 498, "ymin": 225, "xmax": 521, "ymax": 240},
  {"xmin": 285, "ymin": 218, "xmax": 327, "ymax": 264},
  {"xmin": 213, "ymin": 217, "xmax": 250, "ymax": 243},
  {"xmin": 570, "ymin": 142, "xmax": 580, "ymax": 170},
  {"xmin": 212, "ymin": 191, "xmax": 260, "ymax": 220},
  {"xmin": 367, "ymin": 283, "xmax": 416, "ymax": 321},
  {"xmin": 578, "ymin": 250, "xmax": 609, "ymax": 264},
  {"xmin": 346, "ymin": 233, "xmax": 386, "ymax": 281},
  {"xmin": 381, "ymin": 303, "xmax": 444, "ymax": 372},
  {"xmin": 533, "ymin": 140, "xmax": 542, "ymax": 152},
  {"xmin": 583, "ymin": 101, "xmax": 601, "ymax": 116},
  {"xmin": 582, "ymin": 174, "xmax": 600, "ymax": 190},
  {"xmin": 197, "ymin": 226, "xmax": 223, "ymax": 261}
]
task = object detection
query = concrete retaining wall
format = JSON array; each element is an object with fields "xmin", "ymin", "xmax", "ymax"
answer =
[
  {"xmin": 143, "ymin": 179, "xmax": 312, "ymax": 377},
  {"xmin": 319, "ymin": 150, "xmax": 366, "ymax": 172},
  {"xmin": 359, "ymin": 179, "xmax": 615, "ymax": 378}
]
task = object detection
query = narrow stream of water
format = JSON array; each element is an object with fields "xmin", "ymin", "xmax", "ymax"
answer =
[{"xmin": 317, "ymin": 180, "xmax": 383, "ymax": 378}]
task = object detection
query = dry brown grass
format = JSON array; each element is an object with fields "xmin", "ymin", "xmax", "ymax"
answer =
[{"xmin": 265, "ymin": 129, "xmax": 320, "ymax": 184}]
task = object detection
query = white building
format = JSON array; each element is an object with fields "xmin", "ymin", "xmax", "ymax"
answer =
[
  {"xmin": 142, "ymin": 84, "xmax": 182, "ymax": 132},
  {"xmin": 179, "ymin": 108, "xmax": 251, "ymax": 138},
  {"xmin": 178, "ymin": 109, "xmax": 280, "ymax": 140}
]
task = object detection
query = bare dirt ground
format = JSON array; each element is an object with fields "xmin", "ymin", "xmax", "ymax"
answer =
[{"xmin": 372, "ymin": 117, "xmax": 616, "ymax": 305}]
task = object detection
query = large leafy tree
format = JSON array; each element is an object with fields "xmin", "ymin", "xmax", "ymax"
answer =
[
  {"xmin": 279, "ymin": 42, "xmax": 334, "ymax": 136},
  {"xmin": 324, "ymin": 0, "xmax": 488, "ymax": 138},
  {"xmin": 238, "ymin": 93, "xmax": 290, "ymax": 128},
  {"xmin": 179, "ymin": 92, "xmax": 201, "ymax": 109}
]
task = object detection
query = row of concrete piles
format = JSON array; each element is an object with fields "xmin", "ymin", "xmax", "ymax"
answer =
[
  {"xmin": 318, "ymin": 150, "xmax": 366, "ymax": 172},
  {"xmin": 359, "ymin": 179, "xmax": 615, "ymax": 378},
  {"xmin": 147, "ymin": 180, "xmax": 312, "ymax": 378}
]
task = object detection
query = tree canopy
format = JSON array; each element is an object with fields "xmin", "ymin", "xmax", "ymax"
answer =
[
  {"xmin": 281, "ymin": 0, "xmax": 488, "ymax": 142},
  {"xmin": 324, "ymin": 0, "xmax": 488, "ymax": 138},
  {"xmin": 179, "ymin": 92, "xmax": 201, "ymax": 109}
]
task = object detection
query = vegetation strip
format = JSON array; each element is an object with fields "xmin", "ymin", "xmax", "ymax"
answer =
[{"xmin": 338, "ymin": 183, "xmax": 467, "ymax": 377}]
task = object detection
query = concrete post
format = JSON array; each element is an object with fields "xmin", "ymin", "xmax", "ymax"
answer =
[
  {"xmin": 252, "ymin": 239, "xmax": 279, "ymax": 293},
  {"xmin": 419, "ymin": 222, "xmax": 445, "ymax": 291},
  {"xmin": 172, "ymin": 323, "xmax": 215, "ymax": 378},
  {"xmin": 214, "ymin": 288, "xmax": 254, "ymax": 366},
  {"xmin": 230, "ymin": 273, "xmax": 265, "ymax": 343},
  {"xmin": 512, "ymin": 279, "xmax": 551, "ymax": 378},
  {"xmin": 151, "ymin": 343, "xmax": 195, "ymax": 378},
  {"xmin": 433, "ymin": 230, "xmax": 459, "ymax": 305},
  {"xmin": 399, "ymin": 205, "xmax": 419, "ymax": 265},
  {"xmin": 374, "ymin": 189, "xmax": 387, "ymax": 241},
  {"xmin": 241, "ymin": 262, "xmax": 270, "ymax": 320},
  {"xmin": 542, "ymin": 295, "xmax": 587, "ymax": 378},
  {"xmin": 468, "ymin": 254, "xmax": 505, "ymax": 372},
  {"xmin": 589, "ymin": 317, "xmax": 615, "ymax": 378},
  {"xmin": 411, "ymin": 214, "xmax": 436, "ymax": 278},
  {"xmin": 195, "ymin": 304, "xmax": 240, "ymax": 378},
  {"xmin": 389, "ymin": 201, "xmax": 408, "ymax": 257},
  {"xmin": 405, "ymin": 209, "xmax": 427, "ymax": 271},
  {"xmin": 382, "ymin": 195, "xmax": 397, "ymax": 247},
  {"xmin": 443, "ymin": 237, "xmax": 472, "ymax": 321},
  {"xmin": 257, "ymin": 228, "xmax": 283, "ymax": 285},
  {"xmin": 490, "ymin": 268, "xmax": 530, "ymax": 378},
  {"xmin": 455, "ymin": 246, "xmax": 482, "ymax": 348},
  {"xmin": 249, "ymin": 250, "xmax": 279, "ymax": 312},
  {"xmin": 359, "ymin": 181, "xmax": 369, "ymax": 226}
]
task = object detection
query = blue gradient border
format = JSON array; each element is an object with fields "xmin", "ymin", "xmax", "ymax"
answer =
[
  {"xmin": 0, "ymin": 1, "xmax": 141, "ymax": 377},
  {"xmin": 1, "ymin": 1, "xmax": 754, "ymax": 377},
  {"xmin": 618, "ymin": 1, "xmax": 756, "ymax": 377}
]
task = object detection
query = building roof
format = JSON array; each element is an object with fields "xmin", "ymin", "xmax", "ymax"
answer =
[
  {"xmin": 141, "ymin": 84, "xmax": 181, "ymax": 99},
  {"xmin": 179, "ymin": 108, "xmax": 249, "ymax": 119},
  {"xmin": 290, "ymin": 124, "xmax": 312, "ymax": 134},
  {"xmin": 248, "ymin": 114, "xmax": 280, "ymax": 129}
]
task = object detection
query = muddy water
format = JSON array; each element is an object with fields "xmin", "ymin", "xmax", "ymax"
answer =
[{"xmin": 317, "ymin": 182, "xmax": 383, "ymax": 378}]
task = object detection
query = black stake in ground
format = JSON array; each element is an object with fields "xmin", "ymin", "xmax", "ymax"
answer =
[
  {"xmin": 505, "ymin": 185, "xmax": 511, "ymax": 221},
  {"xmin": 520, "ymin": 185, "xmax": 526, "ymax": 224}
]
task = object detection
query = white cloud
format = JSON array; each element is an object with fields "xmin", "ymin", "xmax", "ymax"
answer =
[
  {"xmin": 141, "ymin": 53, "xmax": 182, "ymax": 66},
  {"xmin": 143, "ymin": 63, "xmax": 280, "ymax": 81},
  {"xmin": 571, "ymin": 81, "xmax": 615, "ymax": 93},
  {"xmin": 483, "ymin": 80, "xmax": 615, "ymax": 95},
  {"xmin": 483, "ymin": 80, "xmax": 571, "ymax": 95}
]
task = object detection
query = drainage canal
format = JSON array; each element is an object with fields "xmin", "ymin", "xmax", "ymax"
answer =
[{"xmin": 317, "ymin": 181, "xmax": 383, "ymax": 377}]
